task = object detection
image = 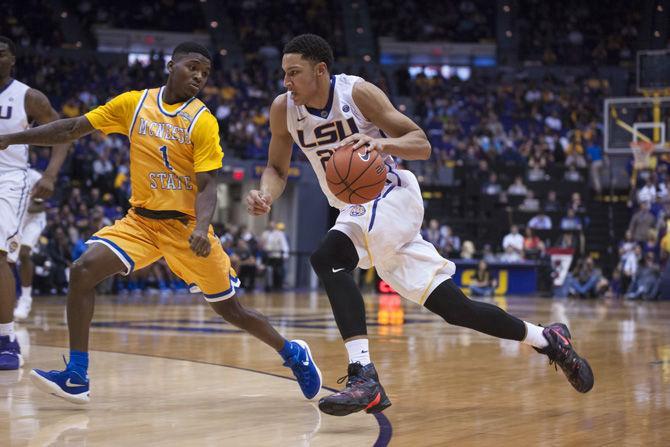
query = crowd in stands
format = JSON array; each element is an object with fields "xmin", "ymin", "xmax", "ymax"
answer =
[
  {"xmin": 517, "ymin": 0, "xmax": 641, "ymax": 66},
  {"xmin": 411, "ymin": 62, "xmax": 670, "ymax": 300},
  {"xmin": 228, "ymin": 0, "xmax": 345, "ymax": 58},
  {"xmin": 612, "ymin": 163, "xmax": 670, "ymax": 300},
  {"xmin": 407, "ymin": 70, "xmax": 608, "ymax": 191},
  {"xmin": 369, "ymin": 0, "xmax": 493, "ymax": 43},
  {"xmin": 368, "ymin": 0, "xmax": 641, "ymax": 65},
  {"xmin": 2, "ymin": 1, "xmax": 663, "ymax": 299},
  {"xmin": 420, "ymin": 148, "xmax": 670, "ymax": 300},
  {"xmin": 1, "ymin": 0, "xmax": 645, "ymax": 69},
  {"xmin": 16, "ymin": 53, "xmax": 642, "ymax": 299},
  {"xmin": 1, "ymin": 0, "xmax": 64, "ymax": 49},
  {"xmin": 62, "ymin": 0, "xmax": 206, "ymax": 32}
]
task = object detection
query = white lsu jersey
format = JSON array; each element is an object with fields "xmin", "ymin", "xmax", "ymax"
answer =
[
  {"xmin": 286, "ymin": 74, "xmax": 401, "ymax": 209},
  {"xmin": 0, "ymin": 79, "xmax": 30, "ymax": 174}
]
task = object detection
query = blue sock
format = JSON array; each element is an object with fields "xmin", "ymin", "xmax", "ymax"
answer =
[
  {"xmin": 68, "ymin": 350, "xmax": 89, "ymax": 376},
  {"xmin": 278, "ymin": 340, "xmax": 299, "ymax": 361}
]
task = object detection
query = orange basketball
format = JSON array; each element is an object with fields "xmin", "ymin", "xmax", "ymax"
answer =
[{"xmin": 325, "ymin": 143, "xmax": 387, "ymax": 205}]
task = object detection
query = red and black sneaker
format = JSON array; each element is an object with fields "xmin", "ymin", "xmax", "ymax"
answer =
[
  {"xmin": 318, "ymin": 362, "xmax": 391, "ymax": 416},
  {"xmin": 534, "ymin": 323, "xmax": 594, "ymax": 393}
]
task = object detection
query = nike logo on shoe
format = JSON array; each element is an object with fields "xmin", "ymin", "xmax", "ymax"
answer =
[
  {"xmin": 332, "ymin": 267, "xmax": 345, "ymax": 273},
  {"xmin": 301, "ymin": 349, "xmax": 311, "ymax": 366},
  {"xmin": 65, "ymin": 378, "xmax": 87, "ymax": 388},
  {"xmin": 551, "ymin": 329, "xmax": 571, "ymax": 346},
  {"xmin": 365, "ymin": 392, "xmax": 382, "ymax": 410}
]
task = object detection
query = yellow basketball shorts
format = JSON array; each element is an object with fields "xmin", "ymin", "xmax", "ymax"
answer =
[{"xmin": 86, "ymin": 209, "xmax": 240, "ymax": 302}]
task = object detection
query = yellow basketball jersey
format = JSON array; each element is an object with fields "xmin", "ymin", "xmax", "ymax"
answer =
[{"xmin": 85, "ymin": 87, "xmax": 223, "ymax": 217}]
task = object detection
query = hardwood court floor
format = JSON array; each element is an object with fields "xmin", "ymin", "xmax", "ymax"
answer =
[{"xmin": 1, "ymin": 291, "xmax": 669, "ymax": 446}]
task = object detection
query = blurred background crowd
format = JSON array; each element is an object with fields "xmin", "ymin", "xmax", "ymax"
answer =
[{"xmin": 2, "ymin": 0, "xmax": 667, "ymax": 299}]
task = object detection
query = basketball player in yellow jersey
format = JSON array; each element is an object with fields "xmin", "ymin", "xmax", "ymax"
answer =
[{"xmin": 0, "ymin": 42, "xmax": 322, "ymax": 404}]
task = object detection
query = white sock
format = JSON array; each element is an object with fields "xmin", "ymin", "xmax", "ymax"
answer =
[
  {"xmin": 522, "ymin": 322, "xmax": 548, "ymax": 349},
  {"xmin": 0, "ymin": 322, "xmax": 15, "ymax": 341},
  {"xmin": 345, "ymin": 338, "xmax": 371, "ymax": 365},
  {"xmin": 21, "ymin": 286, "xmax": 32, "ymax": 300}
]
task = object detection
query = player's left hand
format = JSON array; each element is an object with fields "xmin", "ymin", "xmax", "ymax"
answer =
[
  {"xmin": 337, "ymin": 133, "xmax": 384, "ymax": 154},
  {"xmin": 32, "ymin": 174, "xmax": 56, "ymax": 199},
  {"xmin": 189, "ymin": 229, "xmax": 211, "ymax": 257},
  {"xmin": 0, "ymin": 135, "xmax": 8, "ymax": 151}
]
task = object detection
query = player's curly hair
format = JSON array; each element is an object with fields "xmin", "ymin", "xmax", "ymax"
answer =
[
  {"xmin": 283, "ymin": 34, "xmax": 334, "ymax": 71},
  {"xmin": 172, "ymin": 41, "xmax": 211, "ymax": 61}
]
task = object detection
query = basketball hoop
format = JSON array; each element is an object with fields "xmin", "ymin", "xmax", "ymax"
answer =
[{"xmin": 631, "ymin": 140, "xmax": 655, "ymax": 170}]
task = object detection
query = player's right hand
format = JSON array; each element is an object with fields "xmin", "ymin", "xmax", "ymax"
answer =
[
  {"xmin": 246, "ymin": 190, "xmax": 272, "ymax": 215},
  {"xmin": 0, "ymin": 136, "xmax": 8, "ymax": 150}
]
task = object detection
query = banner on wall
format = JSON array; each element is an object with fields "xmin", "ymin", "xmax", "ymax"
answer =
[
  {"xmin": 546, "ymin": 247, "xmax": 575, "ymax": 287},
  {"xmin": 377, "ymin": 261, "xmax": 540, "ymax": 296},
  {"xmin": 453, "ymin": 266, "xmax": 536, "ymax": 295}
]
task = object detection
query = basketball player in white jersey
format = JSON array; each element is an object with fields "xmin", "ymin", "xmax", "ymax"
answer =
[
  {"xmin": 10, "ymin": 168, "xmax": 48, "ymax": 320},
  {"xmin": 247, "ymin": 34, "xmax": 594, "ymax": 416},
  {"xmin": 0, "ymin": 37, "xmax": 69, "ymax": 369}
]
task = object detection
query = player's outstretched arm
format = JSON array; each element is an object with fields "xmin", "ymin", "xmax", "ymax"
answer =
[
  {"xmin": 342, "ymin": 80, "xmax": 431, "ymax": 160},
  {"xmin": 190, "ymin": 170, "xmax": 218, "ymax": 257},
  {"xmin": 0, "ymin": 114, "xmax": 94, "ymax": 150},
  {"xmin": 246, "ymin": 94, "xmax": 294, "ymax": 216}
]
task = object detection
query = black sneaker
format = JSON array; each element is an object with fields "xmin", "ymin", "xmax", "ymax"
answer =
[
  {"xmin": 318, "ymin": 362, "xmax": 391, "ymax": 416},
  {"xmin": 534, "ymin": 323, "xmax": 594, "ymax": 393}
]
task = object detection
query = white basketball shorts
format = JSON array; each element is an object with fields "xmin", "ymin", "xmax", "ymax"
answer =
[
  {"xmin": 332, "ymin": 169, "xmax": 455, "ymax": 304},
  {"xmin": 7, "ymin": 210, "xmax": 47, "ymax": 263},
  {"xmin": 0, "ymin": 170, "xmax": 30, "ymax": 260}
]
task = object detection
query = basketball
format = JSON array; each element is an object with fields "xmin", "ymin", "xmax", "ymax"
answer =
[{"xmin": 325, "ymin": 143, "xmax": 388, "ymax": 204}]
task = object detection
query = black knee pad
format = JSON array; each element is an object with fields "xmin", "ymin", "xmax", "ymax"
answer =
[
  {"xmin": 424, "ymin": 279, "xmax": 526, "ymax": 340},
  {"xmin": 424, "ymin": 279, "xmax": 472, "ymax": 325},
  {"xmin": 310, "ymin": 230, "xmax": 359, "ymax": 277}
]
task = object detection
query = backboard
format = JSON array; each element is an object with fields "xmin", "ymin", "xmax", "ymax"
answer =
[{"xmin": 604, "ymin": 96, "xmax": 670, "ymax": 155}]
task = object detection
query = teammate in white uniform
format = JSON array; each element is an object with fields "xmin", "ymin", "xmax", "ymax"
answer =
[
  {"xmin": 10, "ymin": 168, "xmax": 48, "ymax": 320},
  {"xmin": 247, "ymin": 34, "xmax": 594, "ymax": 415},
  {"xmin": 0, "ymin": 37, "xmax": 69, "ymax": 370}
]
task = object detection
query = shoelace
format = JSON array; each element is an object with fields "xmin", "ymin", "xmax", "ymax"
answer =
[
  {"xmin": 336, "ymin": 370, "xmax": 366, "ymax": 387},
  {"xmin": 547, "ymin": 346, "xmax": 581, "ymax": 375},
  {"xmin": 0, "ymin": 342, "xmax": 18, "ymax": 356}
]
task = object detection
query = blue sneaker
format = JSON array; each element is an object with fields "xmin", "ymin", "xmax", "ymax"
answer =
[
  {"xmin": 30, "ymin": 360, "xmax": 90, "ymax": 404},
  {"xmin": 0, "ymin": 335, "xmax": 23, "ymax": 370},
  {"xmin": 283, "ymin": 339, "xmax": 322, "ymax": 400}
]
